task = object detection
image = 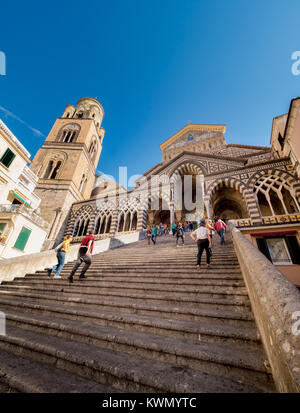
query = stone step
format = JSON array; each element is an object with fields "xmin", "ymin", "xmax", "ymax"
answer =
[
  {"xmin": 35, "ymin": 268, "xmax": 243, "ymax": 276},
  {"xmin": 4, "ymin": 278, "xmax": 246, "ymax": 289},
  {"xmin": 0, "ymin": 297, "xmax": 256, "ymax": 328},
  {"xmin": 61, "ymin": 263, "xmax": 241, "ymax": 270},
  {"xmin": 0, "ymin": 282, "xmax": 247, "ymax": 298},
  {"xmin": 0, "ymin": 289, "xmax": 251, "ymax": 313},
  {"xmin": 4, "ymin": 312, "xmax": 269, "ymax": 383},
  {"xmin": 86, "ymin": 257, "xmax": 239, "ymax": 262},
  {"xmin": 0, "ymin": 349, "xmax": 117, "ymax": 393},
  {"xmin": 19, "ymin": 276, "xmax": 244, "ymax": 288},
  {"xmin": 60, "ymin": 253, "xmax": 238, "ymax": 261},
  {"xmin": 0, "ymin": 232, "xmax": 276, "ymax": 393},
  {"xmin": 0, "ymin": 284, "xmax": 248, "ymax": 301},
  {"xmin": 4, "ymin": 307, "xmax": 260, "ymax": 349},
  {"xmin": 0, "ymin": 326, "xmax": 275, "ymax": 392}
]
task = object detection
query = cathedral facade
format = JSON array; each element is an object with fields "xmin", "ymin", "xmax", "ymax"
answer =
[{"xmin": 31, "ymin": 97, "xmax": 300, "ymax": 285}]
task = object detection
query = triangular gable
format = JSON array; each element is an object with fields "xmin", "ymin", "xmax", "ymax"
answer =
[
  {"xmin": 160, "ymin": 124, "xmax": 226, "ymax": 151},
  {"xmin": 142, "ymin": 151, "xmax": 246, "ymax": 179}
]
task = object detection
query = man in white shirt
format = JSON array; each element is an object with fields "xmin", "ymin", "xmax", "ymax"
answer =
[{"xmin": 190, "ymin": 221, "xmax": 212, "ymax": 269}]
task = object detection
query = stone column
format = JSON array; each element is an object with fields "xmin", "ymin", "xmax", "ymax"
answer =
[
  {"xmin": 170, "ymin": 202, "xmax": 175, "ymax": 226},
  {"xmin": 243, "ymin": 189, "xmax": 263, "ymax": 225},
  {"xmin": 87, "ymin": 209, "xmax": 97, "ymax": 233},
  {"xmin": 137, "ymin": 209, "xmax": 147, "ymax": 231},
  {"xmin": 204, "ymin": 199, "xmax": 212, "ymax": 219},
  {"xmin": 109, "ymin": 210, "xmax": 119, "ymax": 235},
  {"xmin": 175, "ymin": 210, "xmax": 182, "ymax": 223}
]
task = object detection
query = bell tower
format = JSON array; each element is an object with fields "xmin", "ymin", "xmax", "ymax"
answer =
[{"xmin": 30, "ymin": 97, "xmax": 105, "ymax": 248}]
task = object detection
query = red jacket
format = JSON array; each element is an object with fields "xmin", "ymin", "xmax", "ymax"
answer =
[
  {"xmin": 81, "ymin": 234, "xmax": 95, "ymax": 254},
  {"xmin": 214, "ymin": 220, "xmax": 226, "ymax": 231}
]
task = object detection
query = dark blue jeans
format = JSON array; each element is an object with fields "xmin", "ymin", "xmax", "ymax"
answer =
[
  {"xmin": 218, "ymin": 228, "xmax": 225, "ymax": 244},
  {"xmin": 52, "ymin": 251, "xmax": 65, "ymax": 275},
  {"xmin": 151, "ymin": 234, "xmax": 157, "ymax": 245}
]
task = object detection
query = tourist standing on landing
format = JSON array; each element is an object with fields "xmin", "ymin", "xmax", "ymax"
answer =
[
  {"xmin": 151, "ymin": 224, "xmax": 158, "ymax": 245},
  {"xmin": 190, "ymin": 221, "xmax": 212, "ymax": 269},
  {"xmin": 176, "ymin": 223, "xmax": 185, "ymax": 247}
]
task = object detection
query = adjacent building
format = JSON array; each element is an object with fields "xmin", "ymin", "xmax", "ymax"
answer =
[{"xmin": 0, "ymin": 119, "xmax": 48, "ymax": 258}]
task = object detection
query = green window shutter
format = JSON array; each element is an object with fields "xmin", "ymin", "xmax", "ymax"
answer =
[
  {"xmin": 0, "ymin": 148, "xmax": 16, "ymax": 168},
  {"xmin": 13, "ymin": 227, "xmax": 32, "ymax": 251}
]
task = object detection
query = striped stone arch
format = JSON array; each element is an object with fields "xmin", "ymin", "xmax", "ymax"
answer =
[
  {"xmin": 169, "ymin": 161, "xmax": 205, "ymax": 183},
  {"xmin": 206, "ymin": 177, "xmax": 261, "ymax": 222},
  {"xmin": 206, "ymin": 177, "xmax": 248, "ymax": 201},
  {"xmin": 247, "ymin": 168, "xmax": 300, "ymax": 203},
  {"xmin": 74, "ymin": 204, "xmax": 95, "ymax": 217}
]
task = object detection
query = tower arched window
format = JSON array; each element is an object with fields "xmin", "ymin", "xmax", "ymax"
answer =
[
  {"xmin": 49, "ymin": 161, "xmax": 62, "ymax": 179},
  {"xmin": 43, "ymin": 160, "xmax": 63, "ymax": 179},
  {"xmin": 43, "ymin": 160, "xmax": 54, "ymax": 179},
  {"xmin": 59, "ymin": 125, "xmax": 80, "ymax": 143},
  {"xmin": 88, "ymin": 139, "xmax": 97, "ymax": 159},
  {"xmin": 79, "ymin": 174, "xmax": 88, "ymax": 194},
  {"xmin": 62, "ymin": 130, "xmax": 76, "ymax": 143}
]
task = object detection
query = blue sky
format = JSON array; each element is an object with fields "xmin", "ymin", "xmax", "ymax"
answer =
[{"xmin": 0, "ymin": 0, "xmax": 299, "ymax": 186}]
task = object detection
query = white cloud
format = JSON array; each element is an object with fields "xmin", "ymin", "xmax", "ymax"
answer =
[{"xmin": 0, "ymin": 105, "xmax": 45, "ymax": 138}]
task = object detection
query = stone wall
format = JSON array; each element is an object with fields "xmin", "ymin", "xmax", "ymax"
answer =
[
  {"xmin": 232, "ymin": 227, "xmax": 300, "ymax": 392},
  {"xmin": 0, "ymin": 231, "xmax": 146, "ymax": 284}
]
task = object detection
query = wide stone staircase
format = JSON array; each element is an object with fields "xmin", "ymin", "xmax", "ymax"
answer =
[{"xmin": 0, "ymin": 232, "xmax": 276, "ymax": 393}]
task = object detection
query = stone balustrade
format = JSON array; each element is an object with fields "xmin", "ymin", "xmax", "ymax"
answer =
[{"xmin": 231, "ymin": 226, "xmax": 300, "ymax": 392}]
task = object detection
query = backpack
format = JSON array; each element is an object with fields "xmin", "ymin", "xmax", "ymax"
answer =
[{"xmin": 177, "ymin": 227, "xmax": 183, "ymax": 236}]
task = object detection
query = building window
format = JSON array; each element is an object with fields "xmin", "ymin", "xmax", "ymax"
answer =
[
  {"xmin": 0, "ymin": 222, "xmax": 7, "ymax": 236},
  {"xmin": 43, "ymin": 160, "xmax": 54, "ymax": 179},
  {"xmin": 254, "ymin": 175, "xmax": 300, "ymax": 217},
  {"xmin": 0, "ymin": 148, "xmax": 16, "ymax": 168},
  {"xmin": 256, "ymin": 236, "xmax": 300, "ymax": 265},
  {"xmin": 73, "ymin": 216, "xmax": 90, "ymax": 236},
  {"xmin": 88, "ymin": 139, "xmax": 97, "ymax": 160},
  {"xmin": 278, "ymin": 133, "xmax": 284, "ymax": 150},
  {"xmin": 13, "ymin": 226, "xmax": 32, "ymax": 251},
  {"xmin": 43, "ymin": 160, "xmax": 62, "ymax": 179},
  {"xmin": 49, "ymin": 161, "xmax": 62, "ymax": 179},
  {"xmin": 79, "ymin": 174, "xmax": 87, "ymax": 194}
]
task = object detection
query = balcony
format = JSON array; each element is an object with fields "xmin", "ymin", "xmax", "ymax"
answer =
[{"xmin": 0, "ymin": 204, "xmax": 49, "ymax": 230}]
